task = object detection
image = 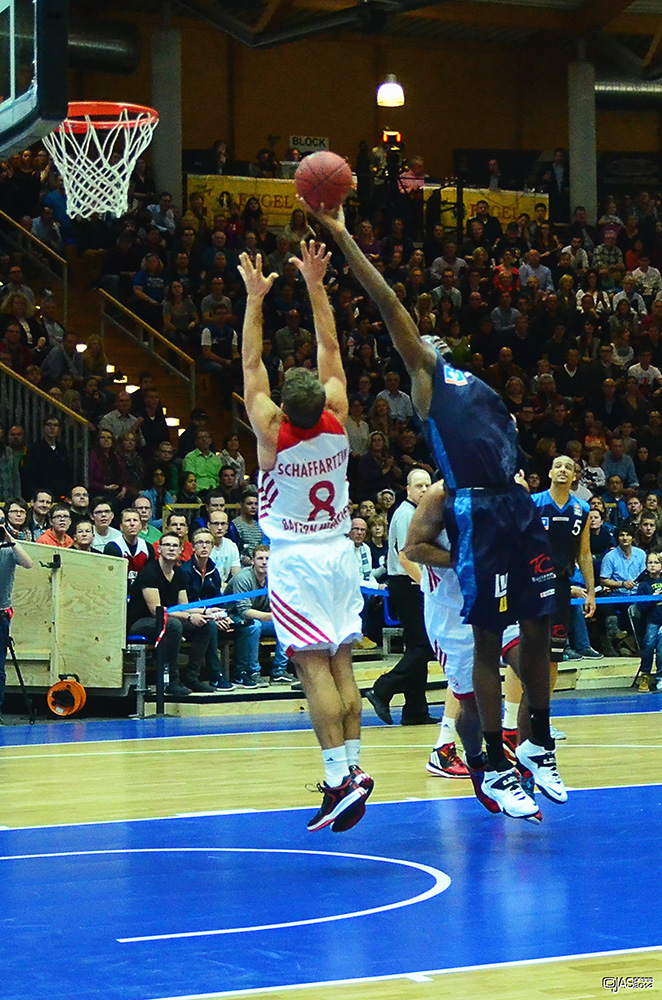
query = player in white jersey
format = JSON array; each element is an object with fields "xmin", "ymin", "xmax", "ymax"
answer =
[
  {"xmin": 239, "ymin": 242, "xmax": 372, "ymax": 833},
  {"xmin": 406, "ymin": 482, "xmax": 543, "ymax": 822}
]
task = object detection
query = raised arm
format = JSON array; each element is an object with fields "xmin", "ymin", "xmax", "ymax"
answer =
[
  {"xmin": 403, "ymin": 481, "xmax": 451, "ymax": 568},
  {"xmin": 237, "ymin": 253, "xmax": 283, "ymax": 462},
  {"xmin": 306, "ymin": 203, "xmax": 437, "ymax": 411},
  {"xmin": 290, "ymin": 240, "xmax": 347, "ymax": 424}
]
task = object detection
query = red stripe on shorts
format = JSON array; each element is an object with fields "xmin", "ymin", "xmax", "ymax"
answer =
[{"xmin": 270, "ymin": 590, "xmax": 331, "ymax": 645}]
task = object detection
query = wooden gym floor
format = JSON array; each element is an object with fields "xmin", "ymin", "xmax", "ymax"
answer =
[{"xmin": 0, "ymin": 692, "xmax": 660, "ymax": 1000}]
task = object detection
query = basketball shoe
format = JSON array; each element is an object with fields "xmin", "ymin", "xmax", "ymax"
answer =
[
  {"xmin": 331, "ymin": 766, "xmax": 374, "ymax": 832},
  {"xmin": 307, "ymin": 772, "xmax": 368, "ymax": 832},
  {"xmin": 481, "ymin": 767, "xmax": 542, "ymax": 821},
  {"xmin": 515, "ymin": 739, "xmax": 568, "ymax": 803},
  {"xmin": 466, "ymin": 756, "xmax": 501, "ymax": 815},
  {"xmin": 425, "ymin": 743, "xmax": 470, "ymax": 778}
]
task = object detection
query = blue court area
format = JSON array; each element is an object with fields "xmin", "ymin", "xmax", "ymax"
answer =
[
  {"xmin": 2, "ymin": 785, "xmax": 661, "ymax": 1000},
  {"xmin": 0, "ymin": 691, "xmax": 657, "ymax": 747}
]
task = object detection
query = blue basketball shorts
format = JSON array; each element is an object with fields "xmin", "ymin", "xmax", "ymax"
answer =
[{"xmin": 444, "ymin": 484, "xmax": 555, "ymax": 632}]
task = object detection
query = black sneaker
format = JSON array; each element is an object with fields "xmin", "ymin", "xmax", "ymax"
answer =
[
  {"xmin": 166, "ymin": 681, "xmax": 192, "ymax": 698},
  {"xmin": 331, "ymin": 766, "xmax": 374, "ymax": 833},
  {"xmin": 307, "ymin": 774, "xmax": 368, "ymax": 832},
  {"xmin": 211, "ymin": 676, "xmax": 234, "ymax": 690},
  {"xmin": 182, "ymin": 677, "xmax": 216, "ymax": 693},
  {"xmin": 234, "ymin": 673, "xmax": 258, "ymax": 688}
]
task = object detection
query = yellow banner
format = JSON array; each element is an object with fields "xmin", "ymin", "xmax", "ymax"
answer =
[
  {"xmin": 186, "ymin": 175, "xmax": 298, "ymax": 229},
  {"xmin": 431, "ymin": 186, "xmax": 548, "ymax": 229}
]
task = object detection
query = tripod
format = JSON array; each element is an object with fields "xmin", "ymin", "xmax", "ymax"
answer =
[{"xmin": 6, "ymin": 633, "xmax": 36, "ymax": 725}]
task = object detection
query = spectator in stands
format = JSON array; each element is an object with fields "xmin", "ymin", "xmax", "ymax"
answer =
[
  {"xmin": 200, "ymin": 277, "xmax": 232, "ymax": 323},
  {"xmin": 4, "ymin": 498, "xmax": 29, "ymax": 540},
  {"xmin": 613, "ymin": 273, "xmax": 648, "ymax": 317},
  {"xmin": 67, "ymin": 485, "xmax": 91, "ymax": 530},
  {"xmin": 599, "ymin": 525, "xmax": 646, "ymax": 655},
  {"xmin": 180, "ymin": 527, "xmax": 235, "ymax": 690},
  {"xmin": 218, "ymin": 433, "xmax": 246, "ymax": 484},
  {"xmin": 88, "ymin": 496, "xmax": 122, "ymax": 552},
  {"xmin": 217, "ymin": 465, "xmax": 243, "ymax": 505},
  {"xmin": 72, "ymin": 519, "xmax": 94, "ymax": 552},
  {"xmin": 116, "ymin": 431, "xmax": 145, "ymax": 502},
  {"xmin": 143, "ymin": 465, "xmax": 175, "ymax": 530},
  {"xmin": 183, "ymin": 428, "xmax": 222, "ymax": 494},
  {"xmin": 39, "ymin": 331, "xmax": 85, "ymax": 389},
  {"xmin": 24, "ymin": 489, "xmax": 52, "ymax": 540},
  {"xmin": 375, "ymin": 371, "xmax": 414, "ymax": 426},
  {"xmin": 229, "ymin": 487, "xmax": 266, "ymax": 564},
  {"xmin": 601, "ymin": 475, "xmax": 629, "ymax": 525},
  {"xmin": 88, "ymin": 429, "xmax": 128, "ymax": 507},
  {"xmin": 519, "ymin": 249, "xmax": 554, "ymax": 292},
  {"xmin": 37, "ymin": 293, "xmax": 65, "ymax": 348},
  {"xmin": 163, "ymin": 279, "xmax": 199, "ymax": 350},
  {"xmin": 154, "ymin": 510, "xmax": 193, "ymax": 565},
  {"xmin": 357, "ymin": 429, "xmax": 401, "ymax": 500},
  {"xmin": 207, "ymin": 508, "xmax": 241, "ymax": 589},
  {"xmin": 80, "ymin": 335, "xmax": 109, "ymax": 387},
  {"xmin": 35, "ymin": 503, "xmax": 74, "ymax": 548},
  {"xmin": 31, "ymin": 204, "xmax": 63, "ymax": 253},
  {"xmin": 593, "ymin": 228, "xmax": 625, "ymax": 280},
  {"xmin": 191, "ymin": 488, "xmax": 226, "ymax": 531},
  {"xmin": 0, "ymin": 321, "xmax": 32, "ymax": 375},
  {"xmin": 176, "ymin": 472, "xmax": 202, "ymax": 521},
  {"xmin": 225, "ymin": 544, "xmax": 290, "ymax": 687},
  {"xmin": 491, "ymin": 291, "xmax": 521, "ymax": 337},
  {"xmin": 147, "ymin": 191, "xmax": 176, "ymax": 236},
  {"xmin": 21, "ymin": 415, "xmax": 72, "ymax": 500},
  {"xmin": 135, "ymin": 495, "xmax": 161, "ymax": 544},
  {"xmin": 127, "ymin": 531, "xmax": 216, "ymax": 696},
  {"xmin": 131, "ymin": 253, "xmax": 167, "ymax": 330},
  {"xmin": 602, "ymin": 436, "xmax": 639, "ymax": 488},
  {"xmin": 101, "ymin": 230, "xmax": 142, "ymax": 301},
  {"xmin": 138, "ymin": 389, "xmax": 170, "ymax": 455},
  {"xmin": 102, "ymin": 507, "xmax": 155, "ymax": 589},
  {"xmin": 199, "ymin": 302, "xmax": 239, "ymax": 402},
  {"xmin": 0, "ymin": 265, "xmax": 35, "ymax": 305},
  {"xmin": 99, "ymin": 391, "xmax": 144, "ymax": 447}
]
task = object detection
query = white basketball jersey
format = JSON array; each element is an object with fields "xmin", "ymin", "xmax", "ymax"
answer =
[
  {"xmin": 259, "ymin": 411, "xmax": 352, "ymax": 543},
  {"xmin": 418, "ymin": 530, "xmax": 463, "ymax": 611}
]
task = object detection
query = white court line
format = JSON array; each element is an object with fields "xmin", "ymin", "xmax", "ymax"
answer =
[
  {"xmin": 140, "ymin": 944, "xmax": 662, "ymax": 1000},
  {"xmin": 2, "ymin": 739, "xmax": 662, "ymax": 762},
  {"xmin": 1, "ymin": 779, "xmax": 661, "ymax": 832},
  {"xmin": 0, "ymin": 707, "xmax": 657, "ymax": 751},
  {"xmin": 0, "ymin": 845, "xmax": 450, "ymax": 942}
]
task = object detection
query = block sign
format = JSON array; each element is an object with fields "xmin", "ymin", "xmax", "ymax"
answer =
[{"xmin": 289, "ymin": 135, "xmax": 330, "ymax": 152}]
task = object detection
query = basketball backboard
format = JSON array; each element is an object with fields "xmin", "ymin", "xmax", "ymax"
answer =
[{"xmin": 0, "ymin": 0, "xmax": 68, "ymax": 157}]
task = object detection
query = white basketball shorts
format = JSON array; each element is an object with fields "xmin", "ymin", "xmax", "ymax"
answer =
[{"xmin": 267, "ymin": 535, "xmax": 363, "ymax": 657}]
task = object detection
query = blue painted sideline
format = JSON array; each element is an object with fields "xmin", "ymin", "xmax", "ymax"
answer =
[{"xmin": 0, "ymin": 692, "xmax": 657, "ymax": 746}]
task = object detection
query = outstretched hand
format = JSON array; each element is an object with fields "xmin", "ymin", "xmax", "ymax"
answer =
[
  {"xmin": 290, "ymin": 239, "xmax": 331, "ymax": 284},
  {"xmin": 238, "ymin": 252, "xmax": 277, "ymax": 298},
  {"xmin": 296, "ymin": 194, "xmax": 346, "ymax": 235}
]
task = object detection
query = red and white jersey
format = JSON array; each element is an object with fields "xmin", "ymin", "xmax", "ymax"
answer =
[{"xmin": 259, "ymin": 411, "xmax": 352, "ymax": 543}]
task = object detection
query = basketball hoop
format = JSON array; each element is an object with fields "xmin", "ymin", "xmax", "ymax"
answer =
[{"xmin": 43, "ymin": 101, "xmax": 159, "ymax": 219}]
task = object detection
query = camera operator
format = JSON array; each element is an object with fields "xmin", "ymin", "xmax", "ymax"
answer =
[{"xmin": 0, "ymin": 508, "xmax": 33, "ymax": 717}]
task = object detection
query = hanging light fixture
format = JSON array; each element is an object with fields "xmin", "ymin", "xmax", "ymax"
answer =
[{"xmin": 377, "ymin": 74, "xmax": 404, "ymax": 108}]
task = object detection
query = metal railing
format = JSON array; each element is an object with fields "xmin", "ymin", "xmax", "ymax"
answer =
[
  {"xmin": 98, "ymin": 290, "xmax": 197, "ymax": 410},
  {"xmin": 231, "ymin": 392, "xmax": 255, "ymax": 437},
  {"xmin": 0, "ymin": 362, "xmax": 91, "ymax": 486},
  {"xmin": 0, "ymin": 208, "xmax": 69, "ymax": 324}
]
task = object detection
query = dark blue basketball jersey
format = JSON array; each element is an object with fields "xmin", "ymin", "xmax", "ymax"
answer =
[
  {"xmin": 423, "ymin": 356, "xmax": 522, "ymax": 489},
  {"xmin": 531, "ymin": 490, "xmax": 589, "ymax": 578}
]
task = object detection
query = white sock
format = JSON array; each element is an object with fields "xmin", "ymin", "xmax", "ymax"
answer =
[
  {"xmin": 344, "ymin": 739, "xmax": 361, "ymax": 768},
  {"xmin": 323, "ymin": 746, "xmax": 348, "ymax": 787},
  {"xmin": 503, "ymin": 701, "xmax": 519, "ymax": 730},
  {"xmin": 434, "ymin": 714, "xmax": 457, "ymax": 749}
]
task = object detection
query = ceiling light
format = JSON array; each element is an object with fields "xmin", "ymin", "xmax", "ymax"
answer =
[{"xmin": 377, "ymin": 74, "xmax": 404, "ymax": 108}]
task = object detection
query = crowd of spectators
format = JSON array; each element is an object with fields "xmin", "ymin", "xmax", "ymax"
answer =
[{"xmin": 3, "ymin": 142, "xmax": 662, "ymax": 692}]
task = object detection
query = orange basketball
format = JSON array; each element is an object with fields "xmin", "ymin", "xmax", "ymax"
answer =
[{"xmin": 295, "ymin": 151, "xmax": 353, "ymax": 212}]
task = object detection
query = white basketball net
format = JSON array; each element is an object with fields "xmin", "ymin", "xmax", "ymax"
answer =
[{"xmin": 43, "ymin": 106, "xmax": 159, "ymax": 219}]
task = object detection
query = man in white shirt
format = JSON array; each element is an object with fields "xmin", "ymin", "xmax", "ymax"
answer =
[
  {"xmin": 207, "ymin": 509, "xmax": 241, "ymax": 589},
  {"xmin": 518, "ymin": 249, "xmax": 554, "ymax": 292},
  {"xmin": 90, "ymin": 498, "xmax": 123, "ymax": 552},
  {"xmin": 628, "ymin": 350, "xmax": 662, "ymax": 392},
  {"xmin": 376, "ymin": 372, "xmax": 414, "ymax": 425},
  {"xmin": 632, "ymin": 254, "xmax": 662, "ymax": 304}
]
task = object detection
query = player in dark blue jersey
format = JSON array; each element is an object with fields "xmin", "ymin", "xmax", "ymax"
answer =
[
  {"xmin": 310, "ymin": 202, "xmax": 567, "ymax": 814},
  {"xmin": 503, "ymin": 455, "xmax": 596, "ymax": 757}
]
